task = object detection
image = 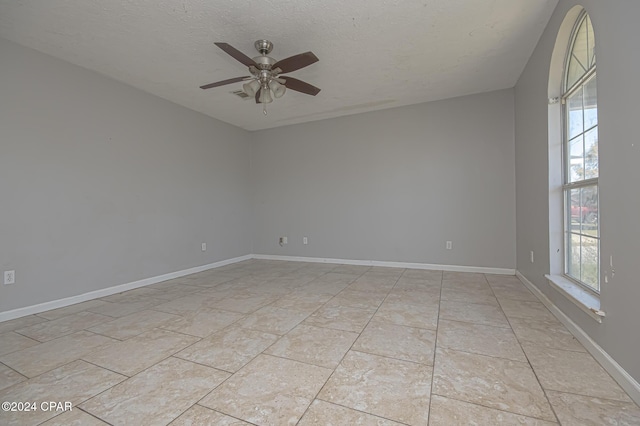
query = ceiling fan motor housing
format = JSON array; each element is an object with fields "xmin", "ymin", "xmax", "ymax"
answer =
[{"xmin": 254, "ymin": 39, "xmax": 273, "ymax": 55}]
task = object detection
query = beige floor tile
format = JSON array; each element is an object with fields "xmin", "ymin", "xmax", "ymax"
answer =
[
  {"xmin": 269, "ymin": 291, "xmax": 333, "ymax": 313},
  {"xmin": 15, "ymin": 311, "xmax": 112, "ymax": 342},
  {"xmin": 265, "ymin": 324, "xmax": 358, "ymax": 369},
  {"xmin": 318, "ymin": 350, "xmax": 432, "ymax": 425},
  {"xmin": 36, "ymin": 300, "xmax": 110, "ymax": 321},
  {"xmin": 145, "ymin": 283, "xmax": 203, "ymax": 300},
  {"xmin": 353, "ymin": 321, "xmax": 436, "ymax": 365},
  {"xmin": 498, "ymin": 299, "xmax": 556, "ymax": 321},
  {"xmin": 374, "ymin": 300, "xmax": 439, "ymax": 330},
  {"xmin": 298, "ymin": 399, "xmax": 405, "ymax": 425},
  {"xmin": 87, "ymin": 309, "xmax": 181, "ymax": 339},
  {"xmin": 80, "ymin": 357, "xmax": 229, "ymax": 426},
  {"xmin": 437, "ymin": 319, "xmax": 527, "ymax": 362},
  {"xmin": 402, "ymin": 269, "xmax": 443, "ymax": 280},
  {"xmin": 0, "ymin": 332, "xmax": 39, "ymax": 356},
  {"xmin": 429, "ymin": 395, "xmax": 558, "ymax": 425},
  {"xmin": 365, "ymin": 266, "xmax": 405, "ymax": 278},
  {"xmin": 0, "ymin": 315, "xmax": 48, "ymax": 335},
  {"xmin": 236, "ymin": 306, "xmax": 309, "ymax": 335},
  {"xmin": 200, "ymin": 354, "xmax": 332, "ymax": 425},
  {"xmin": 186, "ymin": 274, "xmax": 237, "ymax": 288},
  {"xmin": 330, "ymin": 289, "xmax": 388, "ymax": 309},
  {"xmin": 208, "ymin": 293, "xmax": 279, "ymax": 314},
  {"xmin": 522, "ymin": 344, "xmax": 631, "ymax": 401},
  {"xmin": 509, "ymin": 317, "xmax": 585, "ymax": 352},
  {"xmin": 304, "ymin": 303, "xmax": 376, "ymax": 333},
  {"xmin": 440, "ymin": 282, "xmax": 499, "ymax": 306},
  {"xmin": 100, "ymin": 287, "xmax": 167, "ymax": 303},
  {"xmin": 0, "ymin": 331, "xmax": 115, "ymax": 378},
  {"xmin": 345, "ymin": 280, "xmax": 396, "ymax": 293},
  {"xmin": 160, "ymin": 308, "xmax": 243, "ymax": 338},
  {"xmin": 348, "ymin": 273, "xmax": 395, "ymax": 285},
  {"xmin": 302, "ymin": 279, "xmax": 351, "ymax": 295},
  {"xmin": 384, "ymin": 288, "xmax": 441, "ymax": 306},
  {"xmin": 442, "ymin": 271, "xmax": 486, "ymax": 282},
  {"xmin": 87, "ymin": 299, "xmax": 164, "ymax": 318},
  {"xmin": 439, "ymin": 300, "xmax": 510, "ymax": 328},
  {"xmin": 490, "ymin": 282, "xmax": 539, "ymax": 302},
  {"xmin": 432, "ymin": 348, "xmax": 555, "ymax": 421},
  {"xmin": 485, "ymin": 274, "xmax": 523, "ymax": 285},
  {"xmin": 170, "ymin": 404, "xmax": 252, "ymax": 425},
  {"xmin": 175, "ymin": 325, "xmax": 279, "ymax": 372},
  {"xmin": 547, "ymin": 390, "xmax": 640, "ymax": 426},
  {"xmin": 0, "ymin": 362, "xmax": 26, "ymax": 391},
  {"xmin": 0, "ymin": 360, "xmax": 125, "ymax": 426},
  {"xmin": 40, "ymin": 409, "xmax": 110, "ymax": 425},
  {"xmin": 151, "ymin": 294, "xmax": 220, "ymax": 315},
  {"xmin": 330, "ymin": 265, "xmax": 370, "ymax": 275},
  {"xmin": 394, "ymin": 277, "xmax": 442, "ymax": 292},
  {"xmin": 316, "ymin": 271, "xmax": 361, "ymax": 283},
  {"xmin": 82, "ymin": 328, "xmax": 199, "ymax": 376}
]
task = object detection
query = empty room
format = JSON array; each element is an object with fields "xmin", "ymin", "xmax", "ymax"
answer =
[{"xmin": 1, "ymin": 0, "xmax": 639, "ymax": 425}]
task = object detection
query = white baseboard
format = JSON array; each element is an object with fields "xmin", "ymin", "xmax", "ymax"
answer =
[
  {"xmin": 253, "ymin": 254, "xmax": 515, "ymax": 275},
  {"xmin": 0, "ymin": 253, "xmax": 514, "ymax": 323},
  {"xmin": 516, "ymin": 271, "xmax": 640, "ymax": 406},
  {"xmin": 0, "ymin": 254, "xmax": 252, "ymax": 323}
]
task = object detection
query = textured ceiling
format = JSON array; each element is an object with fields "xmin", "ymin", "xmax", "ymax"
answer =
[{"xmin": 0, "ymin": 0, "xmax": 558, "ymax": 131}]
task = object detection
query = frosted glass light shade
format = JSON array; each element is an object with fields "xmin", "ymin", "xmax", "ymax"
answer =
[
  {"xmin": 259, "ymin": 87, "xmax": 273, "ymax": 103},
  {"xmin": 243, "ymin": 79, "xmax": 261, "ymax": 97},
  {"xmin": 269, "ymin": 80, "xmax": 286, "ymax": 98}
]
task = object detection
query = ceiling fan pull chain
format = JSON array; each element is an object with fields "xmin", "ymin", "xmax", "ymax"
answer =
[{"xmin": 263, "ymin": 102, "xmax": 267, "ymax": 116}]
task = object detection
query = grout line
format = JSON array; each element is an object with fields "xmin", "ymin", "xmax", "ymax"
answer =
[
  {"xmin": 426, "ymin": 271, "xmax": 443, "ymax": 426},
  {"xmin": 294, "ymin": 265, "xmax": 382, "ymax": 425},
  {"xmin": 488, "ymin": 274, "xmax": 563, "ymax": 424}
]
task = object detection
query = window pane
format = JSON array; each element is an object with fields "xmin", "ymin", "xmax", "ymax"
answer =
[
  {"xmin": 567, "ymin": 89, "xmax": 584, "ymax": 139},
  {"xmin": 568, "ymin": 135, "xmax": 584, "ymax": 182},
  {"xmin": 583, "ymin": 127, "xmax": 599, "ymax": 178},
  {"xmin": 566, "ymin": 56, "xmax": 586, "ymax": 91},
  {"xmin": 584, "ymin": 77, "xmax": 597, "ymax": 128},
  {"xmin": 567, "ymin": 232, "xmax": 581, "ymax": 281},
  {"xmin": 581, "ymin": 236, "xmax": 599, "ymax": 291},
  {"xmin": 581, "ymin": 185, "xmax": 599, "ymax": 237},
  {"xmin": 586, "ymin": 15, "xmax": 596, "ymax": 68},
  {"xmin": 569, "ymin": 188, "xmax": 581, "ymax": 231}
]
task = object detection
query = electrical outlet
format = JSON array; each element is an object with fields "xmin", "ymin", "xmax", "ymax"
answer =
[
  {"xmin": 446, "ymin": 241, "xmax": 452, "ymax": 250},
  {"xmin": 303, "ymin": 236, "xmax": 308, "ymax": 245},
  {"xmin": 530, "ymin": 251, "xmax": 534, "ymax": 263},
  {"xmin": 4, "ymin": 270, "xmax": 15, "ymax": 285},
  {"xmin": 279, "ymin": 237, "xmax": 288, "ymax": 246},
  {"xmin": 201, "ymin": 243, "xmax": 207, "ymax": 252}
]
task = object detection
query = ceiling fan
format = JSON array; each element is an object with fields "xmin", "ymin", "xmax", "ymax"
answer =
[{"xmin": 200, "ymin": 40, "xmax": 320, "ymax": 114}]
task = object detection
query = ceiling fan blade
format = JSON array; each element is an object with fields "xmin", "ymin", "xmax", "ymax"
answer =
[
  {"xmin": 214, "ymin": 42, "xmax": 257, "ymax": 67},
  {"xmin": 281, "ymin": 76, "xmax": 321, "ymax": 96},
  {"xmin": 200, "ymin": 76, "xmax": 249, "ymax": 90},
  {"xmin": 272, "ymin": 52, "xmax": 319, "ymax": 73}
]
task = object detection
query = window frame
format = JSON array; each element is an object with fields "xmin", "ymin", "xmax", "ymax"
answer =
[{"xmin": 560, "ymin": 10, "xmax": 600, "ymax": 295}]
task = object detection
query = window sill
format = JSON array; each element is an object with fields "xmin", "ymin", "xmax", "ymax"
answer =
[{"xmin": 545, "ymin": 274, "xmax": 604, "ymax": 323}]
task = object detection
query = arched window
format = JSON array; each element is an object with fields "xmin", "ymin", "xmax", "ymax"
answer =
[{"xmin": 562, "ymin": 12, "xmax": 599, "ymax": 292}]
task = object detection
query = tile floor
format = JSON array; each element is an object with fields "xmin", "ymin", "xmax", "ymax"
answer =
[{"xmin": 0, "ymin": 260, "xmax": 639, "ymax": 425}]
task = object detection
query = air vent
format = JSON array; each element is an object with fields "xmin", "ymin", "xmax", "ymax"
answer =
[{"xmin": 231, "ymin": 90, "xmax": 251, "ymax": 100}]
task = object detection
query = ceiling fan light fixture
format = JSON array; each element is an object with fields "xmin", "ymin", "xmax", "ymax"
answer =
[
  {"xmin": 243, "ymin": 79, "xmax": 260, "ymax": 97},
  {"xmin": 259, "ymin": 87, "xmax": 273, "ymax": 104},
  {"xmin": 269, "ymin": 80, "xmax": 286, "ymax": 98}
]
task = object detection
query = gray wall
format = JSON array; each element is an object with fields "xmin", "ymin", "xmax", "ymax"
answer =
[
  {"xmin": 515, "ymin": 0, "xmax": 640, "ymax": 381},
  {"xmin": 251, "ymin": 89, "xmax": 516, "ymax": 269},
  {"xmin": 0, "ymin": 38, "xmax": 253, "ymax": 312}
]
